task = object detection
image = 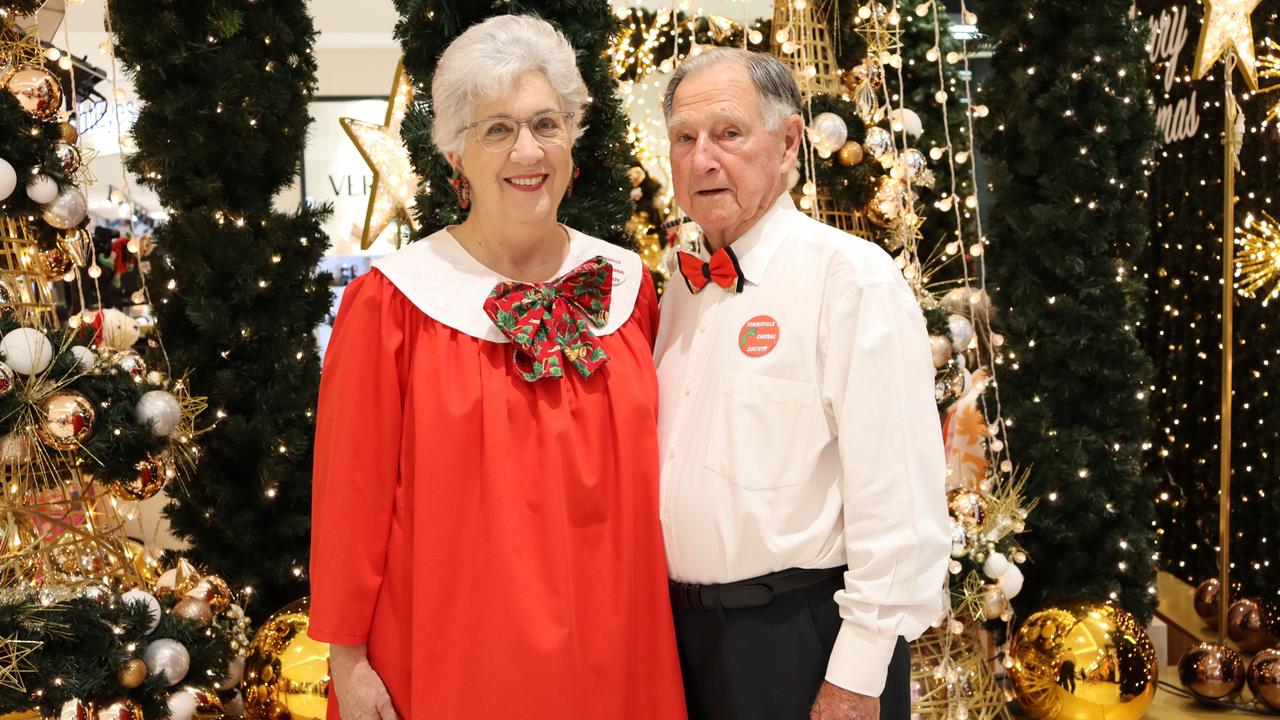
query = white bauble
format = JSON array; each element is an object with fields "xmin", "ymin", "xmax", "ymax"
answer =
[
  {"xmin": 0, "ymin": 158, "xmax": 16, "ymax": 201},
  {"xmin": 983, "ymin": 551, "xmax": 1010, "ymax": 579},
  {"xmin": 26, "ymin": 174, "xmax": 58, "ymax": 204},
  {"xmin": 0, "ymin": 433, "xmax": 31, "ymax": 462},
  {"xmin": 136, "ymin": 390, "xmax": 182, "ymax": 437},
  {"xmin": 997, "ymin": 563, "xmax": 1025, "ymax": 599},
  {"xmin": 100, "ymin": 308, "xmax": 141, "ymax": 350},
  {"xmin": 808, "ymin": 112, "xmax": 849, "ymax": 155},
  {"xmin": 42, "ymin": 186, "xmax": 87, "ymax": 229},
  {"xmin": 947, "ymin": 314, "xmax": 974, "ymax": 353},
  {"xmin": 0, "ymin": 327, "xmax": 54, "ymax": 375},
  {"xmin": 143, "ymin": 638, "xmax": 190, "ymax": 686},
  {"xmin": 121, "ymin": 588, "xmax": 162, "ymax": 634},
  {"xmin": 166, "ymin": 689, "xmax": 197, "ymax": 720},
  {"xmin": 889, "ymin": 107, "xmax": 924, "ymax": 138},
  {"xmin": 69, "ymin": 345, "xmax": 96, "ymax": 372}
]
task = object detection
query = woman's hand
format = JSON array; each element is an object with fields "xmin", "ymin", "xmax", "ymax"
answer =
[{"xmin": 329, "ymin": 644, "xmax": 398, "ymax": 720}]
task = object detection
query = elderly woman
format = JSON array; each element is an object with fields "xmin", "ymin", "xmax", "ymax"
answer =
[{"xmin": 307, "ymin": 14, "xmax": 686, "ymax": 720}]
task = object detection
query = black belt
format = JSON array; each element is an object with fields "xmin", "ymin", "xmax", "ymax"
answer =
[{"xmin": 669, "ymin": 566, "xmax": 845, "ymax": 611}]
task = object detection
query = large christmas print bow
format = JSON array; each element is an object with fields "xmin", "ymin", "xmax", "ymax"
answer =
[{"xmin": 483, "ymin": 256, "xmax": 614, "ymax": 382}]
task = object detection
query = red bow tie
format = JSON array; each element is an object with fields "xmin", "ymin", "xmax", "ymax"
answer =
[{"xmin": 678, "ymin": 247, "xmax": 744, "ymax": 293}]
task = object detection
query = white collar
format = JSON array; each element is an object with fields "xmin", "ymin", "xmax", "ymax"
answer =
[
  {"xmin": 694, "ymin": 193, "xmax": 801, "ymax": 285},
  {"xmin": 372, "ymin": 226, "xmax": 644, "ymax": 343}
]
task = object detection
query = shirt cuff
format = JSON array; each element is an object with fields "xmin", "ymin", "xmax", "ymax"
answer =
[{"xmin": 825, "ymin": 620, "xmax": 898, "ymax": 696}]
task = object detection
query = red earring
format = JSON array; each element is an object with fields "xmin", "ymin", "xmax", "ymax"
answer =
[
  {"xmin": 565, "ymin": 166, "xmax": 581, "ymax": 199},
  {"xmin": 451, "ymin": 175, "xmax": 471, "ymax": 210}
]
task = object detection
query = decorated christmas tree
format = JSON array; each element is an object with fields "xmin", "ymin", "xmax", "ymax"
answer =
[
  {"xmin": 109, "ymin": 0, "xmax": 332, "ymax": 614},
  {"xmin": 973, "ymin": 0, "xmax": 1160, "ymax": 620}
]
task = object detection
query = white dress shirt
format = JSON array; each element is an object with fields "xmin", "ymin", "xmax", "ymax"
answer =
[{"xmin": 654, "ymin": 192, "xmax": 951, "ymax": 697}]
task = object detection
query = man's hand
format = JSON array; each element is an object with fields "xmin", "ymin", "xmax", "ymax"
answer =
[
  {"xmin": 329, "ymin": 643, "xmax": 398, "ymax": 720},
  {"xmin": 810, "ymin": 681, "xmax": 879, "ymax": 720}
]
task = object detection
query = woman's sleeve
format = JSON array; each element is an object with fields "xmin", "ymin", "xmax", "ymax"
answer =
[
  {"xmin": 308, "ymin": 270, "xmax": 406, "ymax": 644},
  {"xmin": 634, "ymin": 269, "xmax": 660, "ymax": 349}
]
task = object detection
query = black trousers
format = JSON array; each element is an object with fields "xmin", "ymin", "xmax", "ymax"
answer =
[{"xmin": 673, "ymin": 572, "xmax": 911, "ymax": 720}]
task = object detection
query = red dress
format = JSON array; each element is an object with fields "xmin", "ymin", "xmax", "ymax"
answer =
[{"xmin": 308, "ymin": 228, "xmax": 686, "ymax": 720}]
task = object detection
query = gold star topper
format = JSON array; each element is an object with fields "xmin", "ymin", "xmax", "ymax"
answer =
[
  {"xmin": 340, "ymin": 61, "xmax": 421, "ymax": 250},
  {"xmin": 1192, "ymin": 0, "xmax": 1262, "ymax": 91}
]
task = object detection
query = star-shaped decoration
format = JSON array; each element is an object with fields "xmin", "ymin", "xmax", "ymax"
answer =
[
  {"xmin": 0, "ymin": 634, "xmax": 40, "ymax": 694},
  {"xmin": 340, "ymin": 61, "xmax": 421, "ymax": 250},
  {"xmin": 1192, "ymin": 0, "xmax": 1262, "ymax": 91}
]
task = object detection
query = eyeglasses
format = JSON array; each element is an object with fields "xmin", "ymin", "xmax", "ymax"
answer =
[{"xmin": 463, "ymin": 110, "xmax": 576, "ymax": 153}]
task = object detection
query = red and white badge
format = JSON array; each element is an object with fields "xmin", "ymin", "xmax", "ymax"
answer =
[{"xmin": 738, "ymin": 315, "xmax": 780, "ymax": 357}]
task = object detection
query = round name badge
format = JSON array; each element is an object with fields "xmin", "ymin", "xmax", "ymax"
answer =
[{"xmin": 738, "ymin": 315, "xmax": 780, "ymax": 357}]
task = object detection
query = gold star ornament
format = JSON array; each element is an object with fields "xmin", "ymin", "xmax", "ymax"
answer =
[
  {"xmin": 1191, "ymin": 0, "xmax": 1262, "ymax": 91},
  {"xmin": 340, "ymin": 61, "xmax": 421, "ymax": 250},
  {"xmin": 0, "ymin": 634, "xmax": 39, "ymax": 694}
]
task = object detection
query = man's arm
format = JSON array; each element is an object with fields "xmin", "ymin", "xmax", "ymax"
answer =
[{"xmin": 817, "ymin": 258, "xmax": 952, "ymax": 700}]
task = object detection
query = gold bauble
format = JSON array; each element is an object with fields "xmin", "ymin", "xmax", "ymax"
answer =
[
  {"xmin": 59, "ymin": 121, "xmax": 79, "ymax": 144},
  {"xmin": 154, "ymin": 558, "xmax": 201, "ymax": 597},
  {"xmin": 1010, "ymin": 601, "xmax": 1158, "ymax": 720},
  {"xmin": 118, "ymin": 657, "xmax": 148, "ymax": 689},
  {"xmin": 1178, "ymin": 641, "xmax": 1245, "ymax": 700},
  {"xmin": 37, "ymin": 247, "xmax": 73, "ymax": 279},
  {"xmin": 1227, "ymin": 598, "xmax": 1279, "ymax": 653},
  {"xmin": 35, "ymin": 391, "xmax": 96, "ymax": 450},
  {"xmin": 186, "ymin": 574, "xmax": 232, "ymax": 614},
  {"xmin": 243, "ymin": 597, "xmax": 331, "ymax": 720},
  {"xmin": 122, "ymin": 539, "xmax": 164, "ymax": 588},
  {"xmin": 6, "ymin": 67, "xmax": 63, "ymax": 121},
  {"xmin": 112, "ymin": 455, "xmax": 167, "ymax": 501},
  {"xmin": 837, "ymin": 141, "xmax": 864, "ymax": 166},
  {"xmin": 947, "ymin": 489, "xmax": 989, "ymax": 531},
  {"xmin": 54, "ymin": 142, "xmax": 82, "ymax": 176},
  {"xmin": 60, "ymin": 230, "xmax": 93, "ymax": 268},
  {"xmin": 0, "ymin": 711, "xmax": 42, "ymax": 720},
  {"xmin": 866, "ymin": 176, "xmax": 908, "ymax": 228},
  {"xmin": 1193, "ymin": 577, "xmax": 1241, "ymax": 629},
  {"xmin": 173, "ymin": 597, "xmax": 214, "ymax": 627},
  {"xmin": 94, "ymin": 699, "xmax": 143, "ymax": 720},
  {"xmin": 179, "ymin": 685, "xmax": 225, "ymax": 719},
  {"xmin": 1248, "ymin": 648, "xmax": 1280, "ymax": 711}
]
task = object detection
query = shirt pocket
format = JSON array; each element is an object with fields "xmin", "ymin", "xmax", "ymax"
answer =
[{"xmin": 705, "ymin": 371, "xmax": 822, "ymax": 490}]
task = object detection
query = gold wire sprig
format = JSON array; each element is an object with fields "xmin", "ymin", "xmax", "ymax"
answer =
[
  {"xmin": 0, "ymin": 633, "xmax": 39, "ymax": 694},
  {"xmin": 1234, "ymin": 210, "xmax": 1280, "ymax": 301}
]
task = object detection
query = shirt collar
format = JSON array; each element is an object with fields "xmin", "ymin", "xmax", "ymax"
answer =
[{"xmin": 712, "ymin": 192, "xmax": 801, "ymax": 286}]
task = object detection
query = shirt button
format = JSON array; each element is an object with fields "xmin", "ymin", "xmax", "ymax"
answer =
[
  {"xmin": 683, "ymin": 388, "xmax": 691, "ymax": 397},
  {"xmin": 698, "ymin": 326, "xmax": 707, "ymax": 334}
]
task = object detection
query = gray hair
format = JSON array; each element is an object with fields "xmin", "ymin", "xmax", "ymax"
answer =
[
  {"xmin": 662, "ymin": 48, "xmax": 801, "ymax": 130},
  {"xmin": 430, "ymin": 15, "xmax": 590, "ymax": 156}
]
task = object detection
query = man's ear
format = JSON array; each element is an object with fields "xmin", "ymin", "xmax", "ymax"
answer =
[{"xmin": 779, "ymin": 113, "xmax": 805, "ymax": 176}]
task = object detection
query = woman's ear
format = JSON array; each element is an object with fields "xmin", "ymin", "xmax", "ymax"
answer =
[{"xmin": 446, "ymin": 152, "xmax": 464, "ymax": 176}]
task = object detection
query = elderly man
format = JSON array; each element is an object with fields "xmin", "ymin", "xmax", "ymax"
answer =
[{"xmin": 654, "ymin": 48, "xmax": 951, "ymax": 720}]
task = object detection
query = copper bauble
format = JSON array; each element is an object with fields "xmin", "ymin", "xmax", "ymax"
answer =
[
  {"xmin": 37, "ymin": 247, "xmax": 73, "ymax": 279},
  {"xmin": 1178, "ymin": 641, "xmax": 1245, "ymax": 700},
  {"xmin": 35, "ymin": 391, "xmax": 95, "ymax": 450},
  {"xmin": 173, "ymin": 597, "xmax": 214, "ymax": 627},
  {"xmin": 0, "ymin": 362, "xmax": 15, "ymax": 395},
  {"xmin": 56, "ymin": 698, "xmax": 93, "ymax": 720},
  {"xmin": 1010, "ymin": 601, "xmax": 1158, "ymax": 720},
  {"xmin": 6, "ymin": 67, "xmax": 62, "ymax": 121},
  {"xmin": 947, "ymin": 489, "xmax": 989, "ymax": 531},
  {"xmin": 117, "ymin": 657, "xmax": 148, "ymax": 689},
  {"xmin": 112, "ymin": 455, "xmax": 167, "ymax": 501},
  {"xmin": 1248, "ymin": 649, "xmax": 1280, "ymax": 711},
  {"xmin": 115, "ymin": 350, "xmax": 147, "ymax": 379},
  {"xmin": 243, "ymin": 597, "xmax": 330, "ymax": 720},
  {"xmin": 1227, "ymin": 598, "xmax": 1280, "ymax": 654},
  {"xmin": 837, "ymin": 141, "xmax": 864, "ymax": 166},
  {"xmin": 54, "ymin": 142, "xmax": 82, "ymax": 175},
  {"xmin": 186, "ymin": 574, "xmax": 232, "ymax": 613},
  {"xmin": 1194, "ymin": 578, "xmax": 1242, "ymax": 629},
  {"xmin": 94, "ymin": 699, "xmax": 143, "ymax": 720}
]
